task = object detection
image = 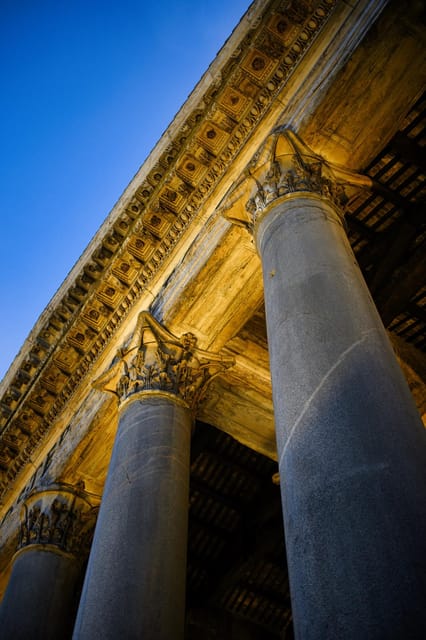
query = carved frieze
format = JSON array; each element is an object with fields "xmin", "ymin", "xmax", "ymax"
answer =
[
  {"xmin": 18, "ymin": 483, "xmax": 98, "ymax": 557},
  {"xmin": 93, "ymin": 312, "xmax": 235, "ymax": 410}
]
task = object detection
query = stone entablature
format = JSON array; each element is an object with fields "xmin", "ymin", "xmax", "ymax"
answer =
[{"xmin": 0, "ymin": 0, "xmax": 344, "ymax": 502}]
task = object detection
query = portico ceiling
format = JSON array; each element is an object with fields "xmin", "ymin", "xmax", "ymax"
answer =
[{"xmin": 0, "ymin": 0, "xmax": 425, "ymax": 606}]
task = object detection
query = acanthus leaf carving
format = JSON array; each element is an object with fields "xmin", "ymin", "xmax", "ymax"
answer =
[
  {"xmin": 18, "ymin": 482, "xmax": 99, "ymax": 558},
  {"xmin": 93, "ymin": 311, "xmax": 235, "ymax": 410},
  {"xmin": 221, "ymin": 127, "xmax": 372, "ymax": 233}
]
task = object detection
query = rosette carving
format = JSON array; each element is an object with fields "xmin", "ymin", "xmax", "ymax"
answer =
[{"xmin": 93, "ymin": 311, "xmax": 234, "ymax": 410}]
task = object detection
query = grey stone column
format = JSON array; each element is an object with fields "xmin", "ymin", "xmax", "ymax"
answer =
[
  {"xmin": 223, "ymin": 128, "xmax": 426, "ymax": 639},
  {"xmin": 73, "ymin": 311, "xmax": 234, "ymax": 640},
  {"xmin": 0, "ymin": 483, "xmax": 98, "ymax": 640}
]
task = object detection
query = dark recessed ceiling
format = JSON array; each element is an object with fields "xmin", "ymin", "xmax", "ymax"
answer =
[
  {"xmin": 186, "ymin": 422, "xmax": 291, "ymax": 639},
  {"xmin": 347, "ymin": 92, "xmax": 426, "ymax": 352}
]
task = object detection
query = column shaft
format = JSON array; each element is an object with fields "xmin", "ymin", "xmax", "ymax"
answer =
[
  {"xmin": 257, "ymin": 193, "xmax": 426, "ymax": 639},
  {"xmin": 73, "ymin": 394, "xmax": 192, "ymax": 640},
  {"xmin": 0, "ymin": 483, "xmax": 96, "ymax": 640},
  {"xmin": 0, "ymin": 547, "xmax": 81, "ymax": 640}
]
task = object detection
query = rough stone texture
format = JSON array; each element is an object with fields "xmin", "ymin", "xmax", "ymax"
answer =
[
  {"xmin": 257, "ymin": 193, "xmax": 426, "ymax": 639},
  {"xmin": 0, "ymin": 547, "xmax": 81, "ymax": 640},
  {"xmin": 73, "ymin": 395, "xmax": 192, "ymax": 640}
]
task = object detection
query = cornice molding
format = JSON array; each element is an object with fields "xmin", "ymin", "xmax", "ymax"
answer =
[{"xmin": 0, "ymin": 0, "xmax": 370, "ymax": 505}]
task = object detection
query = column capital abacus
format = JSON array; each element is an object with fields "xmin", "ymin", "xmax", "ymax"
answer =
[
  {"xmin": 18, "ymin": 482, "xmax": 99, "ymax": 558},
  {"xmin": 93, "ymin": 311, "xmax": 235, "ymax": 411},
  {"xmin": 220, "ymin": 126, "xmax": 371, "ymax": 237}
]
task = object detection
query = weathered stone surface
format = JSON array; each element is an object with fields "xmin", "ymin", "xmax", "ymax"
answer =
[
  {"xmin": 0, "ymin": 548, "xmax": 81, "ymax": 640},
  {"xmin": 18, "ymin": 484, "xmax": 97, "ymax": 556},
  {"xmin": 0, "ymin": 0, "xmax": 345, "ymax": 513},
  {"xmin": 92, "ymin": 310, "xmax": 235, "ymax": 410},
  {"xmin": 0, "ymin": 483, "xmax": 97, "ymax": 640},
  {"xmin": 257, "ymin": 192, "xmax": 426, "ymax": 638},
  {"xmin": 73, "ymin": 396, "xmax": 192, "ymax": 640},
  {"xmin": 0, "ymin": 2, "xmax": 425, "ymax": 636},
  {"xmin": 302, "ymin": 0, "xmax": 426, "ymax": 167},
  {"xmin": 0, "ymin": 0, "xmax": 423, "ymax": 539}
]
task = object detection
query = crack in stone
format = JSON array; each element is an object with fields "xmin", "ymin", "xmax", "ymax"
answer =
[{"xmin": 280, "ymin": 327, "xmax": 380, "ymax": 465}]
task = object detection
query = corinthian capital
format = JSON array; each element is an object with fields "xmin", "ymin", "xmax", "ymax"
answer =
[
  {"xmin": 93, "ymin": 312, "xmax": 235, "ymax": 410},
  {"xmin": 221, "ymin": 127, "xmax": 371, "ymax": 233},
  {"xmin": 18, "ymin": 482, "xmax": 98, "ymax": 557}
]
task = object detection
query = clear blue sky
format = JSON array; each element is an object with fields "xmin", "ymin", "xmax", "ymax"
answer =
[{"xmin": 0, "ymin": 0, "xmax": 249, "ymax": 380}]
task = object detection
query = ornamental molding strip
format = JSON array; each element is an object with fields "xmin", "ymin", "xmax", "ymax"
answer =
[
  {"xmin": 0, "ymin": 0, "xmax": 370, "ymax": 503},
  {"xmin": 221, "ymin": 127, "xmax": 371, "ymax": 233},
  {"xmin": 17, "ymin": 482, "xmax": 99, "ymax": 558},
  {"xmin": 93, "ymin": 312, "xmax": 235, "ymax": 411}
]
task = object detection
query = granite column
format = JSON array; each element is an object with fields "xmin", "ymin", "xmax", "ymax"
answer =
[
  {"xmin": 73, "ymin": 311, "xmax": 233, "ymax": 640},
  {"xmin": 223, "ymin": 128, "xmax": 426, "ymax": 639},
  {"xmin": 0, "ymin": 483, "xmax": 97, "ymax": 640}
]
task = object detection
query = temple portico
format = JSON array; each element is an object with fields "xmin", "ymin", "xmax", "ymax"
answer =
[
  {"xmin": 73, "ymin": 313, "xmax": 234, "ymax": 639},
  {"xmin": 223, "ymin": 128, "xmax": 426, "ymax": 638},
  {"xmin": 1, "ymin": 1, "xmax": 425, "ymax": 637}
]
